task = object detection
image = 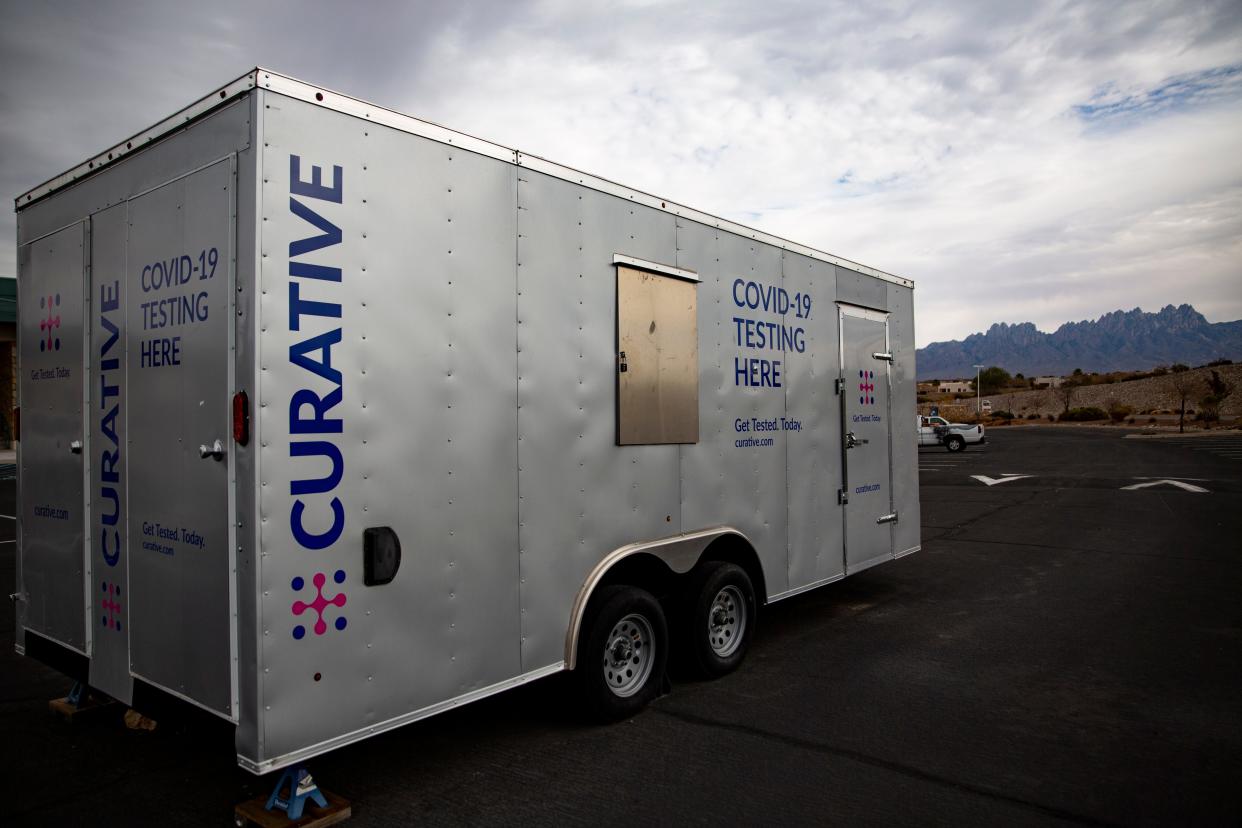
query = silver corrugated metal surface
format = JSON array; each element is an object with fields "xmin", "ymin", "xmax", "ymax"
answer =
[
  {"xmin": 17, "ymin": 100, "xmax": 252, "ymax": 244},
  {"xmin": 680, "ymin": 226, "xmax": 790, "ymax": 596},
  {"xmin": 836, "ymin": 265, "xmax": 889, "ymax": 312},
  {"xmin": 125, "ymin": 158, "xmax": 236, "ymax": 718},
  {"xmin": 255, "ymin": 96, "xmax": 522, "ymax": 765},
  {"xmin": 86, "ymin": 202, "xmax": 133, "ymax": 704},
  {"xmin": 515, "ymin": 169, "xmax": 682, "ymax": 673},
  {"xmin": 887, "ymin": 282, "xmax": 921, "ymax": 556},
  {"xmin": 17, "ymin": 222, "xmax": 87, "ymax": 651},
  {"xmin": 784, "ymin": 252, "xmax": 845, "ymax": 590}
]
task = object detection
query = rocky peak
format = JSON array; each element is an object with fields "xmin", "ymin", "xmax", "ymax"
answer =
[{"xmin": 917, "ymin": 304, "xmax": 1241, "ymax": 379}]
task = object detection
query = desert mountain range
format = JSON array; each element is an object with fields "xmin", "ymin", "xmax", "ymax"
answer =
[{"xmin": 916, "ymin": 304, "xmax": 1242, "ymax": 380}]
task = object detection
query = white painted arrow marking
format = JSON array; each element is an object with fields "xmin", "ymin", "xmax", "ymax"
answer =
[
  {"xmin": 1121, "ymin": 480, "xmax": 1209, "ymax": 493},
  {"xmin": 971, "ymin": 474, "xmax": 1032, "ymax": 486}
]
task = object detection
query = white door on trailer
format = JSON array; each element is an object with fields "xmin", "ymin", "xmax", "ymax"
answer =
[
  {"xmin": 17, "ymin": 223, "xmax": 87, "ymax": 652},
  {"xmin": 839, "ymin": 305, "xmax": 894, "ymax": 573},
  {"xmin": 124, "ymin": 158, "xmax": 236, "ymax": 718}
]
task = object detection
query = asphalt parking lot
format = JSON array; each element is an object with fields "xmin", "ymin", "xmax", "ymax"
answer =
[{"xmin": 3, "ymin": 426, "xmax": 1240, "ymax": 826}]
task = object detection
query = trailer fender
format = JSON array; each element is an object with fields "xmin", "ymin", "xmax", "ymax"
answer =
[{"xmin": 564, "ymin": 526, "xmax": 755, "ymax": 670}]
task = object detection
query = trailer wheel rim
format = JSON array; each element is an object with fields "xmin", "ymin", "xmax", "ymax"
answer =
[
  {"xmin": 707, "ymin": 585, "xmax": 747, "ymax": 658},
  {"xmin": 603, "ymin": 613, "xmax": 655, "ymax": 698}
]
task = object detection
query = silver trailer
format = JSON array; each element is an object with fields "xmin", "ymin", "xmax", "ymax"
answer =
[{"xmin": 14, "ymin": 68, "xmax": 919, "ymax": 773}]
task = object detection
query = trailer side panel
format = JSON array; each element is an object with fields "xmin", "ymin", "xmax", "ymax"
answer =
[
  {"xmin": 783, "ymin": 252, "xmax": 845, "ymax": 590},
  {"xmin": 254, "ymin": 95, "xmax": 523, "ymax": 765},
  {"xmin": 515, "ymin": 169, "xmax": 681, "ymax": 672}
]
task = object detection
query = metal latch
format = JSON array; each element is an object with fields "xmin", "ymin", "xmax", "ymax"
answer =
[
  {"xmin": 618, "ymin": 351, "xmax": 628, "ymax": 373},
  {"xmin": 845, "ymin": 431, "xmax": 869, "ymax": 449},
  {"xmin": 872, "ymin": 352, "xmax": 893, "ymax": 362},
  {"xmin": 69, "ymin": 440, "xmax": 83, "ymax": 455},
  {"xmin": 876, "ymin": 512, "xmax": 899, "ymax": 525},
  {"xmin": 834, "ymin": 378, "xmax": 844, "ymax": 395},
  {"xmin": 837, "ymin": 489, "xmax": 848, "ymax": 505},
  {"xmin": 9, "ymin": 591, "xmax": 26, "ymax": 605},
  {"xmin": 198, "ymin": 439, "xmax": 225, "ymax": 461}
]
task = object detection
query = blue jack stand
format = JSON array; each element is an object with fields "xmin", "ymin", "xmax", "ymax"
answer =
[
  {"xmin": 49, "ymin": 681, "xmax": 115, "ymax": 721},
  {"xmin": 265, "ymin": 766, "xmax": 328, "ymax": 821}
]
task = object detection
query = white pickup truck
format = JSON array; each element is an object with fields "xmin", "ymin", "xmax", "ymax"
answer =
[{"xmin": 917, "ymin": 415, "xmax": 986, "ymax": 452}]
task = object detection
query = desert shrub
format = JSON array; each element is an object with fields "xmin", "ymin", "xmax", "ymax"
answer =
[
  {"xmin": 1027, "ymin": 413, "xmax": 1039, "ymax": 420},
  {"xmin": 1104, "ymin": 397, "xmax": 1132, "ymax": 422},
  {"xmin": 992, "ymin": 410, "xmax": 1014, "ymax": 420},
  {"xmin": 1148, "ymin": 417, "xmax": 1157, "ymax": 424},
  {"xmin": 1046, "ymin": 414, "xmax": 1056, "ymax": 422},
  {"xmin": 1059, "ymin": 407, "xmax": 1108, "ymax": 422}
]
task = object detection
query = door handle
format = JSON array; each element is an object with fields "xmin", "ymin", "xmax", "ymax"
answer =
[
  {"xmin": 845, "ymin": 431, "xmax": 869, "ymax": 449},
  {"xmin": 69, "ymin": 440, "xmax": 83, "ymax": 455},
  {"xmin": 198, "ymin": 439, "xmax": 225, "ymax": 461}
]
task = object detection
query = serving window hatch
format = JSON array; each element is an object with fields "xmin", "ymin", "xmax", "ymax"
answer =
[{"xmin": 615, "ymin": 259, "xmax": 699, "ymax": 445}]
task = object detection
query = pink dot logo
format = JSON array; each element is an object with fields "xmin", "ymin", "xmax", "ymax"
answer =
[
  {"xmin": 39, "ymin": 294, "xmax": 62, "ymax": 352},
  {"xmin": 101, "ymin": 580, "xmax": 122, "ymax": 631},
  {"xmin": 291, "ymin": 570, "xmax": 347, "ymax": 639},
  {"xmin": 859, "ymin": 370, "xmax": 876, "ymax": 404}
]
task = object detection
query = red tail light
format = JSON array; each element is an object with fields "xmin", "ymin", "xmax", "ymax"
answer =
[{"xmin": 232, "ymin": 392, "xmax": 249, "ymax": 446}]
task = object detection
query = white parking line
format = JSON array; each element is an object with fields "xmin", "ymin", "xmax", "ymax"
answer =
[
  {"xmin": 1122, "ymin": 479, "xmax": 1210, "ymax": 493},
  {"xmin": 972, "ymin": 474, "xmax": 1033, "ymax": 486}
]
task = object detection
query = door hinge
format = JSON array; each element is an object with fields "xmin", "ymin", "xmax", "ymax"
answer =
[
  {"xmin": 876, "ymin": 512, "xmax": 898, "ymax": 525},
  {"xmin": 838, "ymin": 489, "xmax": 849, "ymax": 505},
  {"xmin": 834, "ymin": 377, "xmax": 844, "ymax": 395}
]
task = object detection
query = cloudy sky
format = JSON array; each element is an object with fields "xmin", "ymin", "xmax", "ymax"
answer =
[{"xmin": 2, "ymin": 0, "xmax": 1239, "ymax": 346}]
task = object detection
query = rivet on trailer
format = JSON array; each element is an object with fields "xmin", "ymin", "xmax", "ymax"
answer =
[{"xmin": 13, "ymin": 68, "xmax": 920, "ymax": 819}]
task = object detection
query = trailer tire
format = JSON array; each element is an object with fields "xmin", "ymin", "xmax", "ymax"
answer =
[
  {"xmin": 679, "ymin": 562, "xmax": 756, "ymax": 679},
  {"xmin": 944, "ymin": 434, "xmax": 966, "ymax": 452},
  {"xmin": 578, "ymin": 585, "xmax": 668, "ymax": 722}
]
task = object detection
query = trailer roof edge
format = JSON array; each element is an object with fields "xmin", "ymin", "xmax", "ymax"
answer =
[
  {"xmin": 15, "ymin": 67, "xmax": 914, "ymax": 289},
  {"xmin": 14, "ymin": 69, "xmax": 261, "ymax": 212}
]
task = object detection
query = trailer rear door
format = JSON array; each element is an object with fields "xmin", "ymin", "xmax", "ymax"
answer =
[
  {"xmin": 840, "ymin": 305, "xmax": 894, "ymax": 572},
  {"xmin": 17, "ymin": 223, "xmax": 87, "ymax": 652},
  {"xmin": 122, "ymin": 158, "xmax": 237, "ymax": 718}
]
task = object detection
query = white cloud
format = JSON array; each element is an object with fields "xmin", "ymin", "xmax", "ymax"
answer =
[{"xmin": 2, "ymin": 0, "xmax": 1239, "ymax": 345}]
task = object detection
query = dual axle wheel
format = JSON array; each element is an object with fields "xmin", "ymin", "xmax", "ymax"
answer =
[{"xmin": 578, "ymin": 562, "xmax": 756, "ymax": 721}]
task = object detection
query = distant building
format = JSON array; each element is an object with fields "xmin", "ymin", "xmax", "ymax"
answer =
[
  {"xmin": 938, "ymin": 380, "xmax": 972, "ymax": 394},
  {"xmin": 1033, "ymin": 376, "xmax": 1064, "ymax": 389}
]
